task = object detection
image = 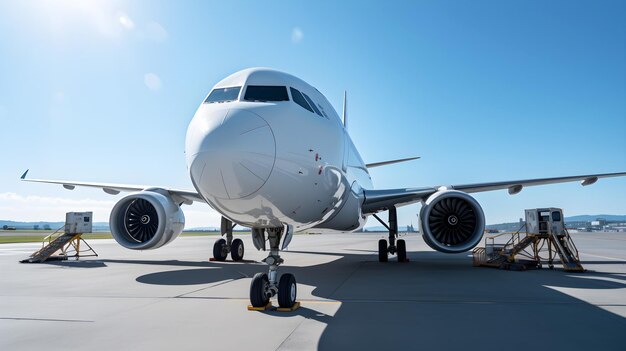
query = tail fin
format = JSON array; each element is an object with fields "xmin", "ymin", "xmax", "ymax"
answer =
[{"xmin": 342, "ymin": 91, "xmax": 347, "ymax": 129}]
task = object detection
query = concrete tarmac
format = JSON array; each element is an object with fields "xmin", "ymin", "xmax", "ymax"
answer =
[{"xmin": 1, "ymin": 232, "xmax": 625, "ymax": 350}]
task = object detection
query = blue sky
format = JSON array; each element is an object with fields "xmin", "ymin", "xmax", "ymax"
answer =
[{"xmin": 0, "ymin": 0, "xmax": 624, "ymax": 228}]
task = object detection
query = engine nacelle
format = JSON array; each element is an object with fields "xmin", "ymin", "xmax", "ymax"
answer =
[
  {"xmin": 420, "ymin": 190, "xmax": 485, "ymax": 253},
  {"xmin": 109, "ymin": 189, "xmax": 185, "ymax": 250}
]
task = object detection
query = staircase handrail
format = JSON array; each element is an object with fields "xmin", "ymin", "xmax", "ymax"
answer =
[
  {"xmin": 561, "ymin": 228, "xmax": 580, "ymax": 262},
  {"xmin": 41, "ymin": 225, "xmax": 66, "ymax": 248},
  {"xmin": 484, "ymin": 223, "xmax": 527, "ymax": 249}
]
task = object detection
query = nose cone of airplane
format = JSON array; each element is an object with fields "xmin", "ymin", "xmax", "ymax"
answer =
[{"xmin": 188, "ymin": 109, "xmax": 276, "ymax": 199}]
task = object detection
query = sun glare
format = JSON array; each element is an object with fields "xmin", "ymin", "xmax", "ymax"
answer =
[{"xmin": 34, "ymin": 0, "xmax": 127, "ymax": 38}]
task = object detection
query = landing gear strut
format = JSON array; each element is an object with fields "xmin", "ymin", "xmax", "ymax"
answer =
[
  {"xmin": 249, "ymin": 225, "xmax": 297, "ymax": 308},
  {"xmin": 212, "ymin": 217, "xmax": 244, "ymax": 261},
  {"xmin": 373, "ymin": 206, "xmax": 407, "ymax": 262}
]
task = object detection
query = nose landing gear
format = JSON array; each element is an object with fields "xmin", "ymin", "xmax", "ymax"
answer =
[
  {"xmin": 212, "ymin": 217, "xmax": 244, "ymax": 262},
  {"xmin": 249, "ymin": 225, "xmax": 298, "ymax": 308},
  {"xmin": 373, "ymin": 206, "xmax": 407, "ymax": 263}
]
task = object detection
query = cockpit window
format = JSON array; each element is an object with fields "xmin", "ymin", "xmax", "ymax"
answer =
[
  {"xmin": 316, "ymin": 103, "xmax": 328, "ymax": 118},
  {"xmin": 244, "ymin": 86, "xmax": 289, "ymax": 102},
  {"xmin": 289, "ymin": 87, "xmax": 313, "ymax": 113},
  {"xmin": 204, "ymin": 86, "xmax": 241, "ymax": 103},
  {"xmin": 302, "ymin": 92, "xmax": 323, "ymax": 117}
]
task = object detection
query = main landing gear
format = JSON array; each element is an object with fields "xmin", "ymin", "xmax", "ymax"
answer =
[
  {"xmin": 212, "ymin": 217, "xmax": 245, "ymax": 261},
  {"xmin": 249, "ymin": 225, "xmax": 297, "ymax": 308},
  {"xmin": 373, "ymin": 206, "xmax": 407, "ymax": 263}
]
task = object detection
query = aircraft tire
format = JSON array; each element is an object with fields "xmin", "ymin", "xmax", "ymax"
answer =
[
  {"xmin": 378, "ymin": 239, "xmax": 388, "ymax": 262},
  {"xmin": 250, "ymin": 273, "xmax": 270, "ymax": 307},
  {"xmin": 213, "ymin": 238, "xmax": 228, "ymax": 261},
  {"xmin": 278, "ymin": 273, "xmax": 297, "ymax": 308},
  {"xmin": 397, "ymin": 239, "xmax": 407, "ymax": 262},
  {"xmin": 231, "ymin": 238, "xmax": 244, "ymax": 261}
]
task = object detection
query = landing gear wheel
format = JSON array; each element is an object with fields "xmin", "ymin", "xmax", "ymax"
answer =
[
  {"xmin": 250, "ymin": 273, "xmax": 270, "ymax": 307},
  {"xmin": 397, "ymin": 239, "xmax": 407, "ymax": 262},
  {"xmin": 230, "ymin": 238, "xmax": 244, "ymax": 261},
  {"xmin": 378, "ymin": 239, "xmax": 388, "ymax": 262},
  {"xmin": 278, "ymin": 273, "xmax": 297, "ymax": 308},
  {"xmin": 213, "ymin": 238, "xmax": 228, "ymax": 261}
]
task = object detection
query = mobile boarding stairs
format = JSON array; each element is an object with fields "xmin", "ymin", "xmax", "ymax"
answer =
[
  {"xmin": 20, "ymin": 212, "xmax": 98, "ymax": 263},
  {"xmin": 472, "ymin": 208, "xmax": 584, "ymax": 272}
]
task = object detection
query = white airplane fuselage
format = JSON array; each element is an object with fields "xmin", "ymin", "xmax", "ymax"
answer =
[
  {"xmin": 185, "ymin": 68, "xmax": 372, "ymax": 231},
  {"xmin": 22, "ymin": 67, "xmax": 626, "ymax": 308}
]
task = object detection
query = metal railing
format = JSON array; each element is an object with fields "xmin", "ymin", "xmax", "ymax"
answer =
[{"xmin": 41, "ymin": 225, "xmax": 66, "ymax": 248}]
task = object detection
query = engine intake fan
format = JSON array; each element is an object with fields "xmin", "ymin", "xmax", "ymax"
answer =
[
  {"xmin": 109, "ymin": 190, "xmax": 185, "ymax": 250},
  {"xmin": 420, "ymin": 190, "xmax": 485, "ymax": 253}
]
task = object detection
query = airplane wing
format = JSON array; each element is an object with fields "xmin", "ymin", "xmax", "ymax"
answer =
[
  {"xmin": 361, "ymin": 171, "xmax": 626, "ymax": 214},
  {"xmin": 19, "ymin": 170, "xmax": 204, "ymax": 205}
]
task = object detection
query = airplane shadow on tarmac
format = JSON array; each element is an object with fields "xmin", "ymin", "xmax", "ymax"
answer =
[{"xmin": 88, "ymin": 249, "xmax": 626, "ymax": 351}]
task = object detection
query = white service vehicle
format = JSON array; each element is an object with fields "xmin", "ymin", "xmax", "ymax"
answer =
[{"xmin": 22, "ymin": 68, "xmax": 626, "ymax": 308}]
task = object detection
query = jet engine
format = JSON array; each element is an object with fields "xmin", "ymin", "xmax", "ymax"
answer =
[
  {"xmin": 419, "ymin": 190, "xmax": 485, "ymax": 253},
  {"xmin": 109, "ymin": 189, "xmax": 185, "ymax": 250}
]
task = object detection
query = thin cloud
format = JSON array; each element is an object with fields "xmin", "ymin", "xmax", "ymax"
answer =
[
  {"xmin": 291, "ymin": 27, "xmax": 304, "ymax": 43},
  {"xmin": 0, "ymin": 192, "xmax": 115, "ymax": 223},
  {"xmin": 144, "ymin": 73, "xmax": 162, "ymax": 91}
]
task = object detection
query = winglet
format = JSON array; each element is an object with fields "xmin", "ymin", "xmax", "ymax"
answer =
[{"xmin": 20, "ymin": 169, "xmax": 29, "ymax": 180}]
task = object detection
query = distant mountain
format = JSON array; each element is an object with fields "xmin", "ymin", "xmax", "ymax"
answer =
[
  {"xmin": 0, "ymin": 220, "xmax": 66, "ymax": 228},
  {"xmin": 0, "ymin": 220, "xmax": 111, "ymax": 231},
  {"xmin": 185, "ymin": 227, "xmax": 220, "ymax": 232},
  {"xmin": 484, "ymin": 214, "xmax": 626, "ymax": 231},
  {"xmin": 0, "ymin": 220, "xmax": 245, "ymax": 233},
  {"xmin": 185, "ymin": 227, "xmax": 252, "ymax": 232},
  {"xmin": 365, "ymin": 215, "xmax": 626, "ymax": 232},
  {"xmin": 4, "ymin": 214, "xmax": 625, "ymax": 232},
  {"xmin": 363, "ymin": 226, "xmax": 388, "ymax": 232},
  {"xmin": 564, "ymin": 215, "xmax": 626, "ymax": 222}
]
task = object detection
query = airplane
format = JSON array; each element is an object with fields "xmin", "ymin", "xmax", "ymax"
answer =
[{"xmin": 21, "ymin": 67, "xmax": 626, "ymax": 309}]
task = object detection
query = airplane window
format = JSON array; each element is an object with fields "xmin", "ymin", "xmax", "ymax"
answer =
[
  {"xmin": 302, "ymin": 93, "xmax": 324, "ymax": 117},
  {"xmin": 317, "ymin": 103, "xmax": 328, "ymax": 118},
  {"xmin": 204, "ymin": 86, "xmax": 241, "ymax": 103},
  {"xmin": 290, "ymin": 87, "xmax": 313, "ymax": 113},
  {"xmin": 244, "ymin": 86, "xmax": 289, "ymax": 102}
]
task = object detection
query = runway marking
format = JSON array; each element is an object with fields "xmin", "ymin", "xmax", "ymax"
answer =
[
  {"xmin": 171, "ymin": 296, "xmax": 622, "ymax": 306},
  {"xmin": 175, "ymin": 278, "xmax": 239, "ymax": 298},
  {"xmin": 0, "ymin": 317, "xmax": 94, "ymax": 323},
  {"xmin": 4, "ymin": 294, "xmax": 624, "ymax": 307},
  {"xmin": 579, "ymin": 252, "xmax": 625, "ymax": 261},
  {"xmin": 175, "ymin": 296, "xmax": 342, "ymax": 304},
  {"xmin": 275, "ymin": 314, "xmax": 308, "ymax": 350}
]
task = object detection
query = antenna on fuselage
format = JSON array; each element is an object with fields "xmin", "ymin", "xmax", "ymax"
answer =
[{"xmin": 342, "ymin": 91, "xmax": 347, "ymax": 129}]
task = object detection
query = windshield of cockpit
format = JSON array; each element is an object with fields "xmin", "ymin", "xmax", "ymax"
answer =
[{"xmin": 204, "ymin": 86, "xmax": 241, "ymax": 103}]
